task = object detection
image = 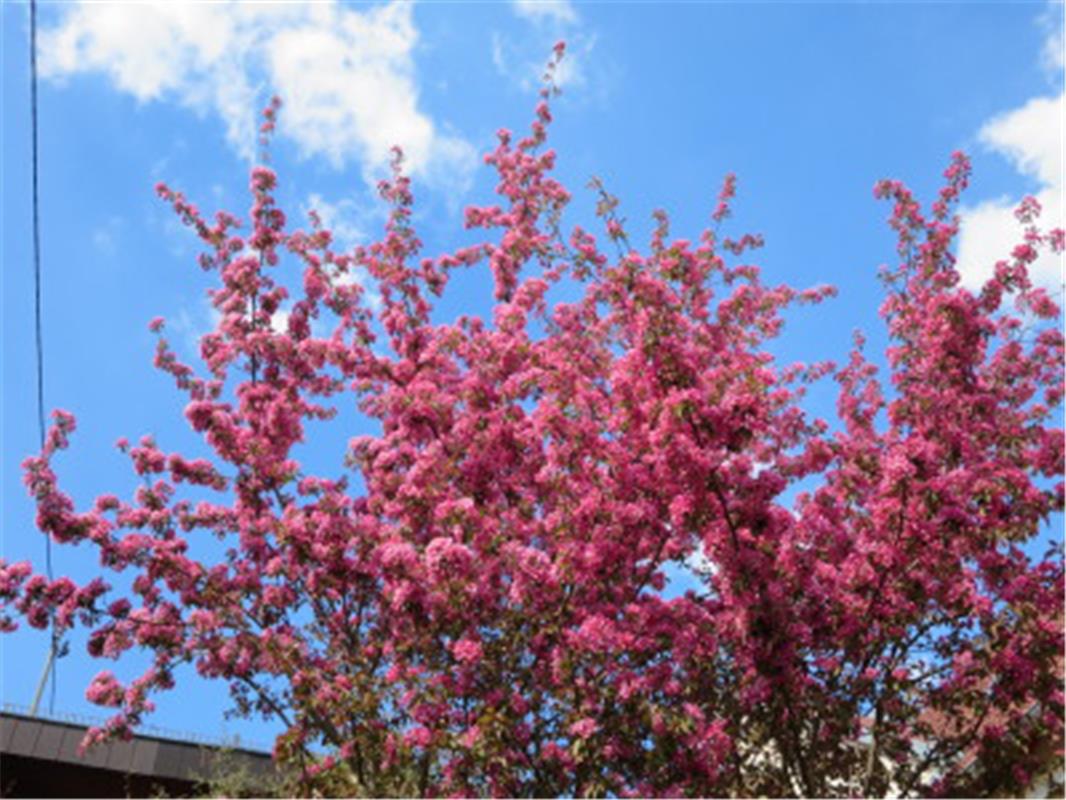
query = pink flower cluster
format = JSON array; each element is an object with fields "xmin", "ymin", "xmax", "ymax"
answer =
[{"xmin": 2, "ymin": 64, "xmax": 1061, "ymax": 798}]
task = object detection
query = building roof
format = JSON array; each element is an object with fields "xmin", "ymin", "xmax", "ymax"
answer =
[{"xmin": 0, "ymin": 709, "xmax": 274, "ymax": 798}]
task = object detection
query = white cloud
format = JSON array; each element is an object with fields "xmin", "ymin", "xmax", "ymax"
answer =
[
  {"xmin": 91, "ymin": 216, "xmax": 124, "ymax": 256},
  {"xmin": 40, "ymin": 1, "xmax": 475, "ymax": 190},
  {"xmin": 491, "ymin": 29, "xmax": 596, "ymax": 94},
  {"xmin": 494, "ymin": 0, "xmax": 601, "ymax": 95},
  {"xmin": 270, "ymin": 308, "xmax": 291, "ymax": 336},
  {"xmin": 956, "ymin": 91, "xmax": 1064, "ymax": 292},
  {"xmin": 491, "ymin": 33, "xmax": 509, "ymax": 78},
  {"xmin": 302, "ymin": 193, "xmax": 382, "ymax": 310},
  {"xmin": 169, "ymin": 299, "xmax": 221, "ymax": 358},
  {"xmin": 980, "ymin": 94, "xmax": 1061, "ymax": 188},
  {"xmin": 1039, "ymin": 1, "xmax": 1065, "ymax": 77},
  {"xmin": 512, "ymin": 0, "xmax": 578, "ymax": 26},
  {"xmin": 684, "ymin": 543, "xmax": 717, "ymax": 578},
  {"xmin": 171, "ymin": 298, "xmax": 294, "ymax": 352},
  {"xmin": 1043, "ymin": 24, "xmax": 1064, "ymax": 75},
  {"xmin": 955, "ymin": 7, "xmax": 1064, "ymax": 293},
  {"xmin": 263, "ymin": 3, "xmax": 475, "ymax": 187},
  {"xmin": 953, "ymin": 5, "xmax": 1065, "ymax": 294},
  {"xmin": 304, "ymin": 193, "xmax": 368, "ymax": 252}
]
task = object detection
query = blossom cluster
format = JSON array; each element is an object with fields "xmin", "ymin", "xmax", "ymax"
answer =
[{"xmin": 2, "ymin": 45, "xmax": 1062, "ymax": 797}]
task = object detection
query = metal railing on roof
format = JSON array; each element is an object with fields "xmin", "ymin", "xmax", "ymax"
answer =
[{"xmin": 1, "ymin": 701, "xmax": 272, "ymax": 754}]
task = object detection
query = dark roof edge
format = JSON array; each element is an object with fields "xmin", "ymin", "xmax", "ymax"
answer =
[{"xmin": 0, "ymin": 709, "xmax": 273, "ymax": 760}]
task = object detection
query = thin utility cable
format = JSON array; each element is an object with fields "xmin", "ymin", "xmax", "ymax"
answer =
[
  {"xmin": 30, "ymin": 0, "xmax": 43, "ymax": 451},
  {"xmin": 27, "ymin": 0, "xmax": 59, "ymax": 719}
]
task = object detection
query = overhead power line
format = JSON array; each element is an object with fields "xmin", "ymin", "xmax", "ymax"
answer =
[{"xmin": 27, "ymin": 0, "xmax": 59, "ymax": 720}]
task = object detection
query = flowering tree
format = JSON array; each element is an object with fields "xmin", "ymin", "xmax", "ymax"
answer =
[{"xmin": 3, "ymin": 47, "xmax": 1063, "ymax": 797}]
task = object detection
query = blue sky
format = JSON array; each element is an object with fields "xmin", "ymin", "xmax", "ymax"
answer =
[{"xmin": 2, "ymin": 0, "xmax": 1062, "ymax": 747}]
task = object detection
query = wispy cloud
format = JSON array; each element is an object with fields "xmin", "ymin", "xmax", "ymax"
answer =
[
  {"xmin": 494, "ymin": 0, "xmax": 599, "ymax": 96},
  {"xmin": 168, "ymin": 299, "xmax": 220, "ymax": 359},
  {"xmin": 91, "ymin": 216, "xmax": 124, "ymax": 257},
  {"xmin": 512, "ymin": 0, "xmax": 578, "ymax": 26},
  {"xmin": 40, "ymin": 2, "xmax": 476, "ymax": 191},
  {"xmin": 170, "ymin": 297, "xmax": 294, "ymax": 355},
  {"xmin": 304, "ymin": 193, "xmax": 370, "ymax": 253},
  {"xmin": 1039, "ymin": 2, "xmax": 1065, "ymax": 77},
  {"xmin": 956, "ymin": 8, "xmax": 1063, "ymax": 293},
  {"xmin": 302, "ymin": 193, "xmax": 382, "ymax": 309},
  {"xmin": 956, "ymin": 93, "xmax": 1063, "ymax": 292},
  {"xmin": 494, "ymin": 32, "xmax": 597, "ymax": 93},
  {"xmin": 684, "ymin": 543, "xmax": 717, "ymax": 579}
]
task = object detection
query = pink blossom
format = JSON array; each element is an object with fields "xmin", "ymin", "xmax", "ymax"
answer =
[
  {"xmin": 85, "ymin": 671, "xmax": 124, "ymax": 707},
  {"xmin": 0, "ymin": 54, "xmax": 1059, "ymax": 800},
  {"xmin": 569, "ymin": 718, "xmax": 598, "ymax": 739},
  {"xmin": 451, "ymin": 638, "xmax": 483, "ymax": 665},
  {"xmin": 404, "ymin": 727, "xmax": 432, "ymax": 749}
]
